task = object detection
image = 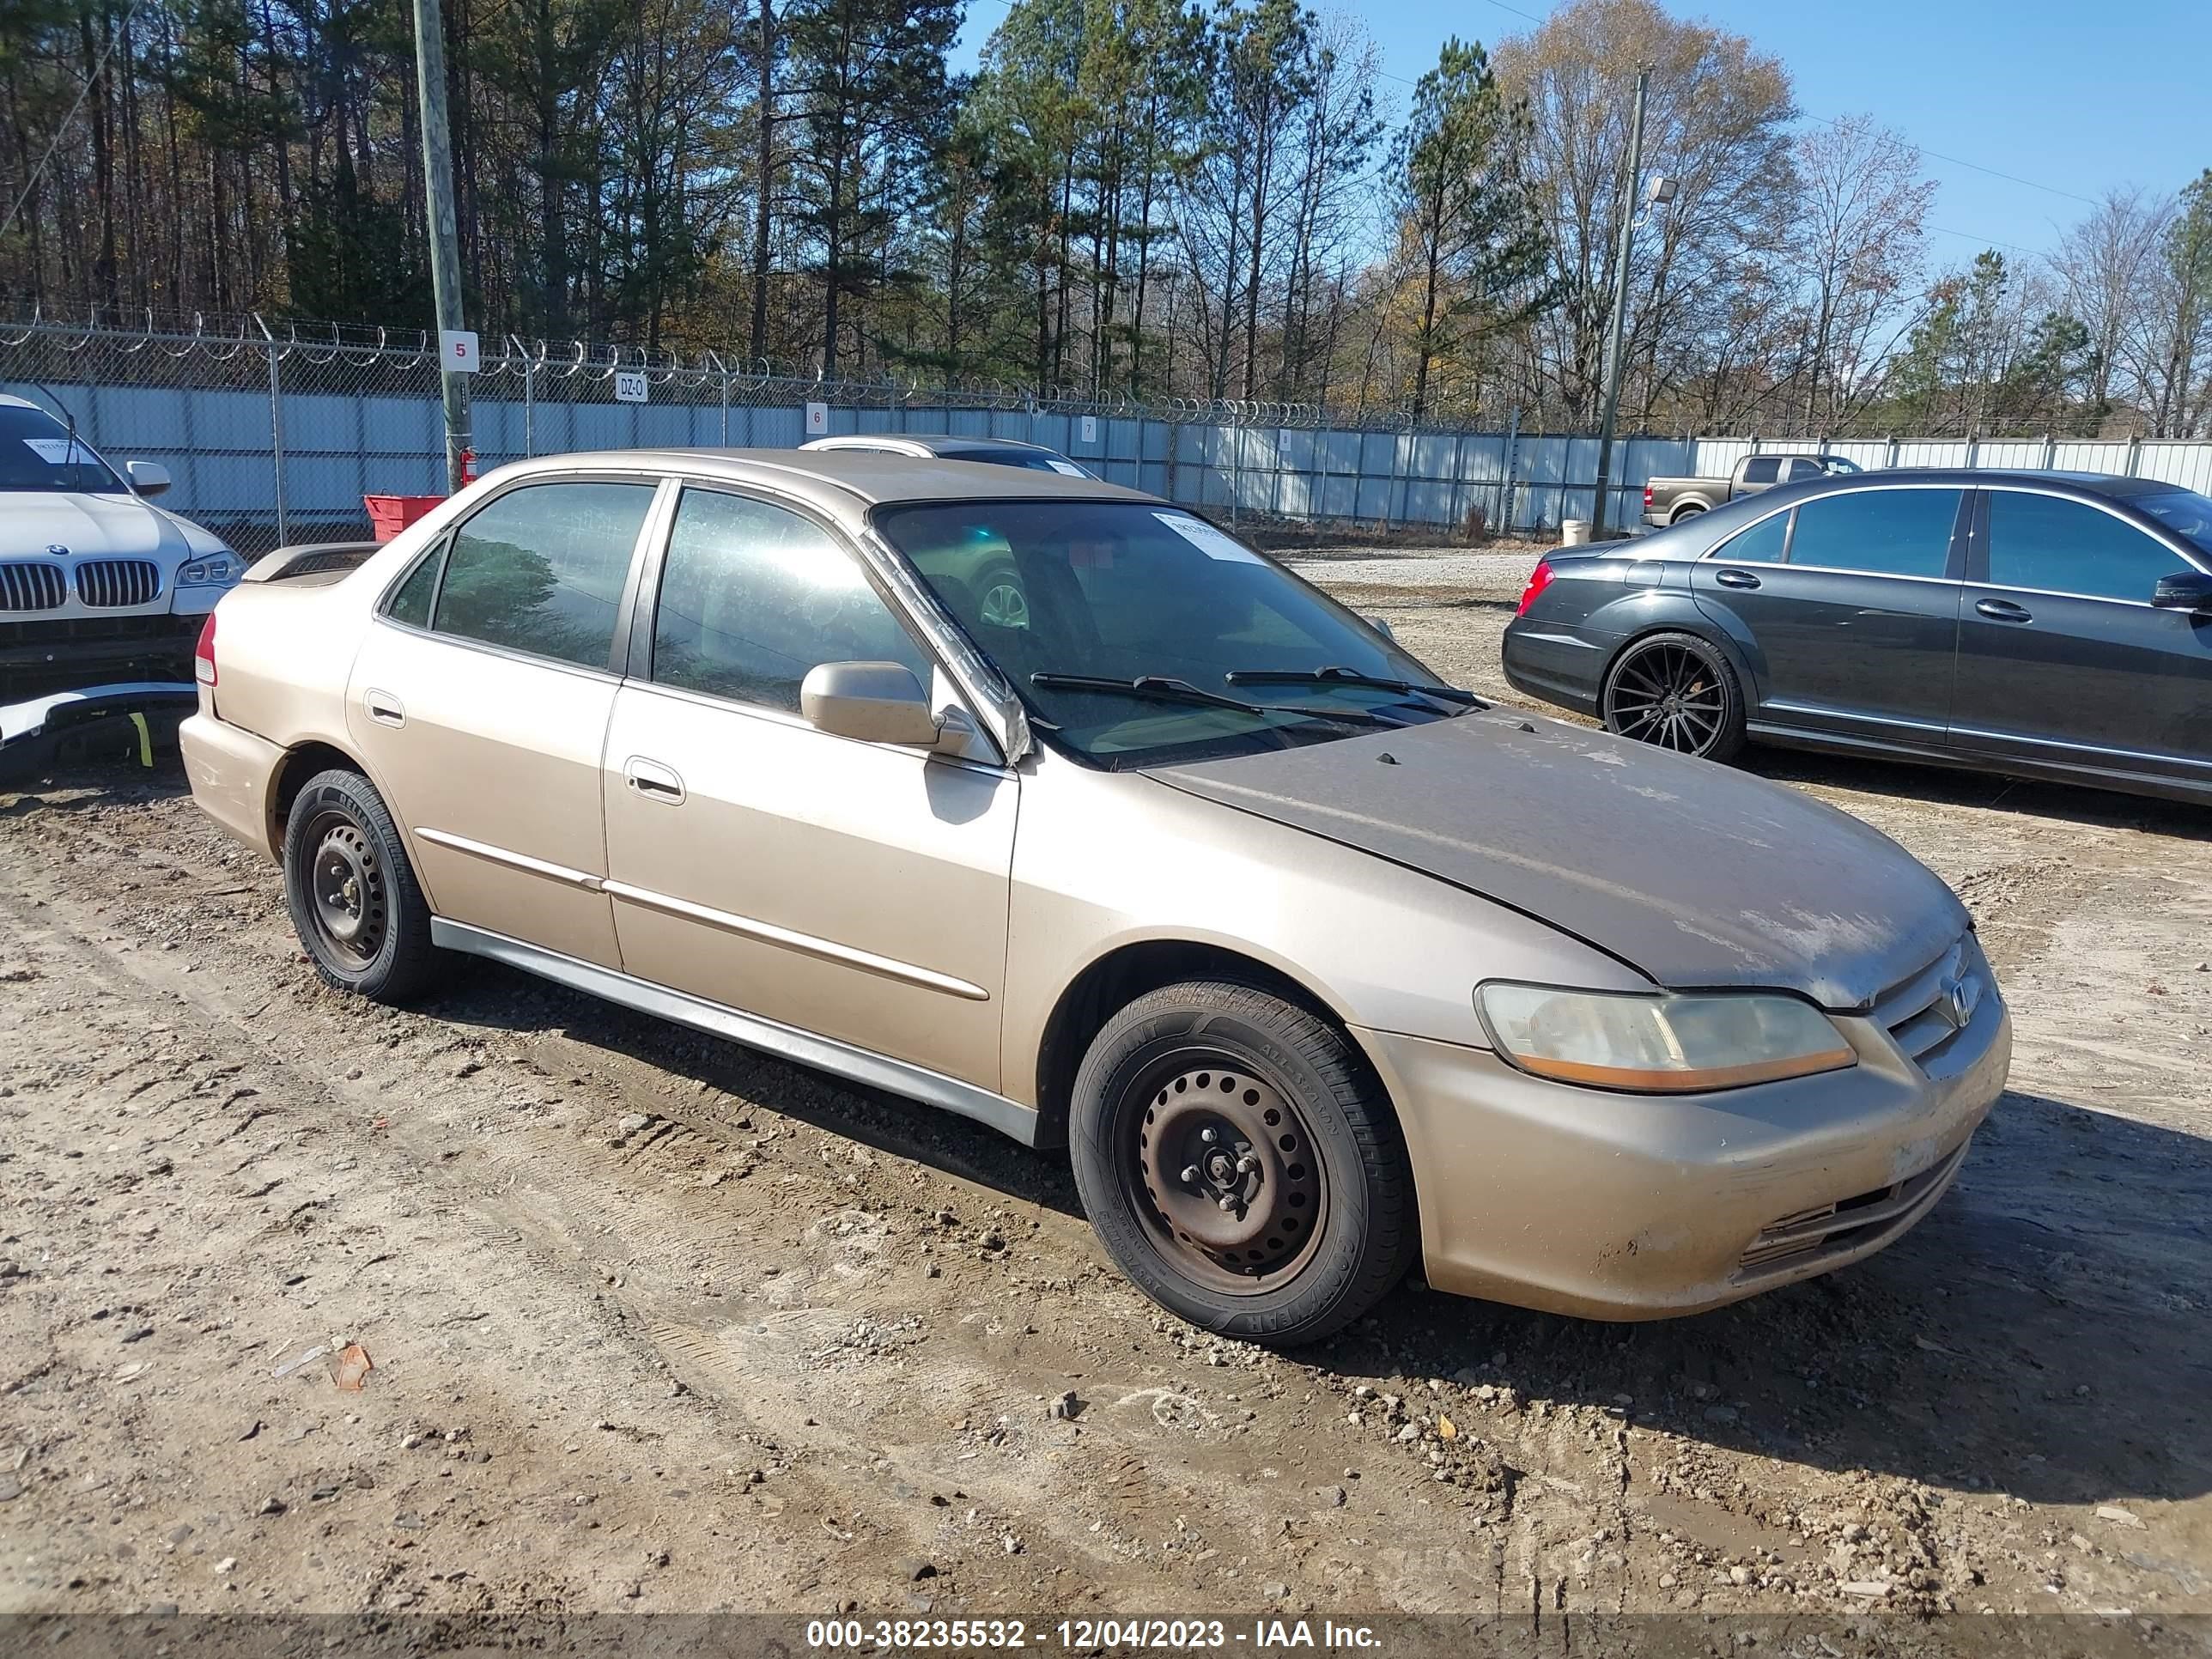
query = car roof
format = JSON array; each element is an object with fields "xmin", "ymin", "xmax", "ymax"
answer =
[
  {"xmin": 476, "ymin": 447, "xmax": 1150, "ymax": 522},
  {"xmin": 1757, "ymin": 465, "xmax": 2142, "ymax": 498},
  {"xmin": 803, "ymin": 434, "xmax": 1063, "ymax": 458}
]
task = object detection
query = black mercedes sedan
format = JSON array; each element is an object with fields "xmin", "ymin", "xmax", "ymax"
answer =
[{"xmin": 1501, "ymin": 470, "xmax": 2212, "ymax": 804}]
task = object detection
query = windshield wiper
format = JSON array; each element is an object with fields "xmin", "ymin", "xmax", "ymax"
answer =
[
  {"xmin": 1224, "ymin": 665, "xmax": 1485, "ymax": 709},
  {"xmin": 1029, "ymin": 672, "xmax": 1392, "ymax": 728}
]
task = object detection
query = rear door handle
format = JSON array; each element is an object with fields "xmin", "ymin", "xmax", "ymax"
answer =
[
  {"xmin": 1975, "ymin": 598, "xmax": 2033, "ymax": 623},
  {"xmin": 363, "ymin": 690, "xmax": 405, "ymax": 727},
  {"xmin": 623, "ymin": 757, "xmax": 685, "ymax": 804},
  {"xmin": 1714, "ymin": 568, "xmax": 1762, "ymax": 589}
]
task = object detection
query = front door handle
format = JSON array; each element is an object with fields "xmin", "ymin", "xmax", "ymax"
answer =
[
  {"xmin": 363, "ymin": 689, "xmax": 405, "ymax": 727},
  {"xmin": 1975, "ymin": 598, "xmax": 2033, "ymax": 623},
  {"xmin": 1714, "ymin": 568, "xmax": 1762, "ymax": 590},
  {"xmin": 623, "ymin": 757, "xmax": 686, "ymax": 804}
]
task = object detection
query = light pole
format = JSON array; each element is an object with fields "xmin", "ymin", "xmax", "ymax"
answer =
[
  {"xmin": 1590, "ymin": 67, "xmax": 1673, "ymax": 541},
  {"xmin": 411, "ymin": 0, "xmax": 472, "ymax": 495}
]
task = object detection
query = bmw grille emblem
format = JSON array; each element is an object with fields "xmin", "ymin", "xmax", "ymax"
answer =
[{"xmin": 46, "ymin": 544, "xmax": 69, "ymax": 556}]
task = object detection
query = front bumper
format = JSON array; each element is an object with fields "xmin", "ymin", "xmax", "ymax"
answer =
[
  {"xmin": 0, "ymin": 613, "xmax": 203, "ymax": 702},
  {"xmin": 1354, "ymin": 988, "xmax": 2010, "ymax": 1320}
]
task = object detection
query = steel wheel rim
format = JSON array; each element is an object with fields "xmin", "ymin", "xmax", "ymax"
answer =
[
  {"xmin": 1607, "ymin": 643, "xmax": 1726, "ymax": 756},
  {"xmin": 301, "ymin": 808, "xmax": 387, "ymax": 969},
  {"xmin": 1118, "ymin": 1057, "xmax": 1328, "ymax": 1295}
]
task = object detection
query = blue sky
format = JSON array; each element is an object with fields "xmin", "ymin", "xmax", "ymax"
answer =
[{"xmin": 951, "ymin": 0, "xmax": 2212, "ymax": 264}]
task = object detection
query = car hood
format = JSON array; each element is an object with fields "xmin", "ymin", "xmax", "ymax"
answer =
[
  {"xmin": 0, "ymin": 491, "xmax": 201, "ymax": 559},
  {"xmin": 1152, "ymin": 711, "xmax": 1968, "ymax": 1011}
]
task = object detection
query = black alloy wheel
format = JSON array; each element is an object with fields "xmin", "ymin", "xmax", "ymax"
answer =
[{"xmin": 1601, "ymin": 633, "xmax": 1746, "ymax": 762}]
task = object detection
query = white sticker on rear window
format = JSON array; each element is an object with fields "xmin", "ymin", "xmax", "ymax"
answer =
[
  {"xmin": 1153, "ymin": 512, "xmax": 1262, "ymax": 564},
  {"xmin": 1045, "ymin": 459, "xmax": 1087, "ymax": 477},
  {"xmin": 23, "ymin": 437, "xmax": 98, "ymax": 465}
]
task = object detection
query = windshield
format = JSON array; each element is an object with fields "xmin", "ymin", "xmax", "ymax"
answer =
[
  {"xmin": 0, "ymin": 403, "xmax": 128, "ymax": 494},
  {"xmin": 876, "ymin": 499, "xmax": 1460, "ymax": 766},
  {"xmin": 2134, "ymin": 489, "xmax": 2212, "ymax": 557}
]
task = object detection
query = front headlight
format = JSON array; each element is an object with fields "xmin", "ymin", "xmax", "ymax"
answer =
[
  {"xmin": 1476, "ymin": 982, "xmax": 1855, "ymax": 1093},
  {"xmin": 177, "ymin": 551, "xmax": 242, "ymax": 587}
]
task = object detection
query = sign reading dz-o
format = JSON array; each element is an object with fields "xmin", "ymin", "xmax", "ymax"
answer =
[{"xmin": 614, "ymin": 370, "xmax": 650, "ymax": 404}]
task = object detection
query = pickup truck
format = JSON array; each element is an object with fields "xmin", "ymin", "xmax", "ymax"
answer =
[{"xmin": 1641, "ymin": 453, "xmax": 1863, "ymax": 526}]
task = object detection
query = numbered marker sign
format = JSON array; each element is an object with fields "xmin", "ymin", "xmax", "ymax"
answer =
[
  {"xmin": 439, "ymin": 329, "xmax": 481, "ymax": 373},
  {"xmin": 614, "ymin": 370, "xmax": 649, "ymax": 404},
  {"xmin": 805, "ymin": 402, "xmax": 830, "ymax": 436},
  {"xmin": 1079, "ymin": 415, "xmax": 1097, "ymax": 445}
]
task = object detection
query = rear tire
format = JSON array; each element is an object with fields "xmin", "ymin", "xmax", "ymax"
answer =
[
  {"xmin": 283, "ymin": 768, "xmax": 443, "ymax": 1002},
  {"xmin": 1069, "ymin": 980, "xmax": 1416, "ymax": 1346},
  {"xmin": 1671, "ymin": 504, "xmax": 1707, "ymax": 523},
  {"xmin": 1601, "ymin": 631, "xmax": 1747, "ymax": 763}
]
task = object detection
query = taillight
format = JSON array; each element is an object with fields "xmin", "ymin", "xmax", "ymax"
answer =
[
  {"xmin": 194, "ymin": 611, "xmax": 217, "ymax": 686},
  {"xmin": 1516, "ymin": 558, "xmax": 1556, "ymax": 617},
  {"xmin": 1643, "ymin": 483, "xmax": 1653, "ymax": 507}
]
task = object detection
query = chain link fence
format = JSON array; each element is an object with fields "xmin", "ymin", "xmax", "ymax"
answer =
[{"xmin": 6, "ymin": 313, "xmax": 2211, "ymax": 555}]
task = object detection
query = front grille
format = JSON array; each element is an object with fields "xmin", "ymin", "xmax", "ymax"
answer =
[
  {"xmin": 1735, "ymin": 1140, "xmax": 1969, "ymax": 1276},
  {"xmin": 1870, "ymin": 935, "xmax": 1988, "ymax": 1073},
  {"xmin": 75, "ymin": 558, "xmax": 161, "ymax": 608},
  {"xmin": 0, "ymin": 562, "xmax": 67, "ymax": 611}
]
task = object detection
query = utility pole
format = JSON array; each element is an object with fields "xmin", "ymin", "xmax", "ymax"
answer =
[
  {"xmin": 412, "ymin": 0, "xmax": 471, "ymax": 495},
  {"xmin": 1589, "ymin": 66, "xmax": 1650, "ymax": 541}
]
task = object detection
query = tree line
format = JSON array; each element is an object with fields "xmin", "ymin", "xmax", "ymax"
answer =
[{"xmin": 3, "ymin": 0, "xmax": 2209, "ymax": 435}]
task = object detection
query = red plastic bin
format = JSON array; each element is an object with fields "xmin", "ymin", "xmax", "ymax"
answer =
[{"xmin": 364, "ymin": 494, "xmax": 447, "ymax": 543}]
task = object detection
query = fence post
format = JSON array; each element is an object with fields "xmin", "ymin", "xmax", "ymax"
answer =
[
  {"xmin": 1500, "ymin": 408, "xmax": 1521, "ymax": 534},
  {"xmin": 1230, "ymin": 416, "xmax": 1242, "ymax": 529},
  {"xmin": 523, "ymin": 344, "xmax": 537, "ymax": 458},
  {"xmin": 1886, "ymin": 434, "xmax": 1899, "ymax": 470},
  {"xmin": 2040, "ymin": 431, "xmax": 2055, "ymax": 471},
  {"xmin": 1384, "ymin": 426, "xmax": 1403, "ymax": 530},
  {"xmin": 257, "ymin": 316, "xmax": 289, "ymax": 547},
  {"xmin": 1449, "ymin": 430, "xmax": 1467, "ymax": 537},
  {"xmin": 2125, "ymin": 434, "xmax": 2142, "ymax": 478},
  {"xmin": 1966, "ymin": 432, "xmax": 1979, "ymax": 471}
]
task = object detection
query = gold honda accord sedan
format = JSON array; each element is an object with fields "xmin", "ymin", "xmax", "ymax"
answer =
[{"xmin": 181, "ymin": 451, "xmax": 2010, "ymax": 1346}]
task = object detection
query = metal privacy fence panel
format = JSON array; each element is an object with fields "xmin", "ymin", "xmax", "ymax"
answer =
[{"xmin": 7, "ymin": 316, "xmax": 2212, "ymax": 554}]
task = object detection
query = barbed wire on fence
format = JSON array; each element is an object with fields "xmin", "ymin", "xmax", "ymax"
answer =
[{"xmin": 5, "ymin": 309, "xmax": 2208, "ymax": 556}]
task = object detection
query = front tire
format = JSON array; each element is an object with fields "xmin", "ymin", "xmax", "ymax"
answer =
[
  {"xmin": 1069, "ymin": 981, "xmax": 1416, "ymax": 1346},
  {"xmin": 1601, "ymin": 631, "xmax": 1747, "ymax": 763},
  {"xmin": 283, "ymin": 768, "xmax": 443, "ymax": 1002}
]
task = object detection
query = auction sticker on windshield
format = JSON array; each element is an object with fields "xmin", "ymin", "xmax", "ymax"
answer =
[
  {"xmin": 23, "ymin": 437, "xmax": 99, "ymax": 465},
  {"xmin": 1155, "ymin": 511, "xmax": 1263, "ymax": 563}
]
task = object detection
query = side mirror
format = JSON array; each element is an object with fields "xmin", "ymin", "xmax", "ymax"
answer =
[
  {"xmin": 126, "ymin": 460, "xmax": 172, "ymax": 497},
  {"xmin": 800, "ymin": 660, "xmax": 943, "ymax": 747},
  {"xmin": 2151, "ymin": 572, "xmax": 2212, "ymax": 613}
]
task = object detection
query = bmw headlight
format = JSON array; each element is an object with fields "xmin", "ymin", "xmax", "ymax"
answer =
[
  {"xmin": 177, "ymin": 550, "xmax": 243, "ymax": 587},
  {"xmin": 1476, "ymin": 982, "xmax": 1855, "ymax": 1093}
]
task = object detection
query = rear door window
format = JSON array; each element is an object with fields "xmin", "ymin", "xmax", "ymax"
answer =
[
  {"xmin": 1785, "ymin": 488, "xmax": 1964, "ymax": 579},
  {"xmin": 1984, "ymin": 490, "xmax": 2196, "ymax": 603},
  {"xmin": 1741, "ymin": 458, "xmax": 1781, "ymax": 485},
  {"xmin": 433, "ymin": 481, "xmax": 658, "ymax": 668},
  {"xmin": 1714, "ymin": 510, "xmax": 1790, "ymax": 563}
]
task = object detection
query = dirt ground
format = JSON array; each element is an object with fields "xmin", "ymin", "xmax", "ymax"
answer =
[{"xmin": 3, "ymin": 542, "xmax": 2209, "ymax": 1636}]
